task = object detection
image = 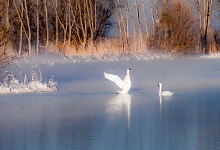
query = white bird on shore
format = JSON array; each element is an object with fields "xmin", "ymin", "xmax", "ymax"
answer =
[
  {"xmin": 104, "ymin": 68, "xmax": 131, "ymax": 94},
  {"xmin": 158, "ymin": 82, "xmax": 174, "ymax": 96}
]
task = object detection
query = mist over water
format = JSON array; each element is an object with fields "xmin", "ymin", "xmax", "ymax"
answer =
[
  {"xmin": 48, "ymin": 58, "xmax": 220, "ymax": 95},
  {"xmin": 0, "ymin": 57, "xmax": 220, "ymax": 150}
]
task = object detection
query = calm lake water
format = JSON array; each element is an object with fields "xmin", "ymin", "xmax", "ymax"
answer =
[{"xmin": 1, "ymin": 58, "xmax": 220, "ymax": 150}]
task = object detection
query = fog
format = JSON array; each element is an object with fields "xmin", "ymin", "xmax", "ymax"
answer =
[
  {"xmin": 3, "ymin": 54, "xmax": 220, "ymax": 96},
  {"xmin": 55, "ymin": 57, "xmax": 220, "ymax": 96}
]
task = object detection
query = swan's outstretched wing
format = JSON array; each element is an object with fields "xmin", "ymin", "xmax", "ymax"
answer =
[{"xmin": 104, "ymin": 72, "xmax": 123, "ymax": 89}]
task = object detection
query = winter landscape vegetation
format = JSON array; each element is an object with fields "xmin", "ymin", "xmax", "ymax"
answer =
[{"xmin": 0, "ymin": 0, "xmax": 220, "ymax": 150}]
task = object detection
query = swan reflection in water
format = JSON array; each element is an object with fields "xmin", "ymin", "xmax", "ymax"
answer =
[
  {"xmin": 159, "ymin": 96, "xmax": 162, "ymax": 112},
  {"xmin": 159, "ymin": 95, "xmax": 173, "ymax": 113},
  {"xmin": 106, "ymin": 94, "xmax": 131, "ymax": 128}
]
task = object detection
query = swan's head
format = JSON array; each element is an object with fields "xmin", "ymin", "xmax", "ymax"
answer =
[{"xmin": 158, "ymin": 83, "xmax": 162, "ymax": 87}]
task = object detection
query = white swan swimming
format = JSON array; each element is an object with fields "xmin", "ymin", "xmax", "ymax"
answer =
[
  {"xmin": 158, "ymin": 82, "xmax": 174, "ymax": 96},
  {"xmin": 104, "ymin": 68, "xmax": 131, "ymax": 94}
]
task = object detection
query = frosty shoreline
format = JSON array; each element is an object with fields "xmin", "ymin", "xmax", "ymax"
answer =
[
  {"xmin": 1, "ymin": 53, "xmax": 220, "ymax": 95},
  {"xmin": 0, "ymin": 75, "xmax": 57, "ymax": 94},
  {"xmin": 15, "ymin": 53, "xmax": 220, "ymax": 65}
]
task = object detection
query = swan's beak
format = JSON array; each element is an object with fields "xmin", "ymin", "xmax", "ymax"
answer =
[
  {"xmin": 157, "ymin": 84, "xmax": 159, "ymax": 87},
  {"xmin": 129, "ymin": 68, "xmax": 131, "ymax": 71}
]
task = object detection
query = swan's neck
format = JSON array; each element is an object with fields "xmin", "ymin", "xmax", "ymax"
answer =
[
  {"xmin": 159, "ymin": 85, "xmax": 162, "ymax": 95},
  {"xmin": 127, "ymin": 70, "xmax": 130, "ymax": 75},
  {"xmin": 127, "ymin": 70, "xmax": 130, "ymax": 79}
]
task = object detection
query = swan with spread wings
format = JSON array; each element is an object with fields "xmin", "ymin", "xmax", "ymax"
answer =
[{"xmin": 104, "ymin": 68, "xmax": 131, "ymax": 94}]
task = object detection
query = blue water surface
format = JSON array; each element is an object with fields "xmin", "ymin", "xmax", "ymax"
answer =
[{"xmin": 1, "ymin": 59, "xmax": 220, "ymax": 150}]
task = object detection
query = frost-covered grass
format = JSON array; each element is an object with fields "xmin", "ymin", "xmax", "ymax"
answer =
[
  {"xmin": 14, "ymin": 52, "xmax": 220, "ymax": 65},
  {"xmin": 0, "ymin": 78, "xmax": 57, "ymax": 94},
  {"xmin": 0, "ymin": 65, "xmax": 57, "ymax": 94}
]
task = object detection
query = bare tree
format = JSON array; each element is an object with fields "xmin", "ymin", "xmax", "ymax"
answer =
[
  {"xmin": 196, "ymin": 0, "xmax": 203, "ymax": 52},
  {"xmin": 149, "ymin": 0, "xmax": 156, "ymax": 37},
  {"xmin": 13, "ymin": 0, "xmax": 32, "ymax": 55},
  {"xmin": 194, "ymin": 0, "xmax": 219, "ymax": 54},
  {"xmin": 24, "ymin": 0, "xmax": 32, "ymax": 55},
  {"xmin": 130, "ymin": 0, "xmax": 137, "ymax": 52},
  {"xmin": 54, "ymin": 0, "xmax": 58, "ymax": 45},
  {"xmin": 201, "ymin": 0, "xmax": 212, "ymax": 54},
  {"xmin": 142, "ymin": 0, "xmax": 149, "ymax": 37},
  {"xmin": 157, "ymin": 0, "xmax": 198, "ymax": 54},
  {"xmin": 0, "ymin": 0, "xmax": 123, "ymax": 56},
  {"xmin": 67, "ymin": 0, "xmax": 72, "ymax": 44},
  {"xmin": 114, "ymin": 0, "xmax": 123, "ymax": 40},
  {"xmin": 4, "ymin": 0, "xmax": 10, "ymax": 29},
  {"xmin": 36, "ymin": 0, "xmax": 39, "ymax": 55},
  {"xmin": 68, "ymin": 0, "xmax": 117, "ymax": 49},
  {"xmin": 135, "ymin": 0, "xmax": 143, "ymax": 51},
  {"xmin": 0, "ymin": 0, "xmax": 12, "ymax": 68},
  {"xmin": 18, "ymin": 5, "xmax": 24, "ymax": 56},
  {"xmin": 76, "ymin": 0, "xmax": 88, "ymax": 47},
  {"xmin": 44, "ymin": 0, "xmax": 49, "ymax": 46}
]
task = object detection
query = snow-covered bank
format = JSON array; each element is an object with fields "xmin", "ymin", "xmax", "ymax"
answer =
[
  {"xmin": 14, "ymin": 53, "xmax": 173, "ymax": 65},
  {"xmin": 199, "ymin": 53, "xmax": 220, "ymax": 59},
  {"xmin": 13, "ymin": 53, "xmax": 220, "ymax": 66},
  {"xmin": 0, "ymin": 75, "xmax": 57, "ymax": 94},
  {"xmin": 0, "ymin": 63, "xmax": 57, "ymax": 94}
]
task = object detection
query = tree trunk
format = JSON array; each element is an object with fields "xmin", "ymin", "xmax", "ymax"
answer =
[
  {"xmin": 19, "ymin": 4, "xmax": 24, "ymax": 57},
  {"xmin": 36, "ymin": 0, "xmax": 39, "ymax": 55},
  {"xmin": 44, "ymin": 0, "xmax": 49, "ymax": 46},
  {"xmin": 13, "ymin": 0, "xmax": 30, "ymax": 55},
  {"xmin": 76, "ymin": 0, "xmax": 87, "ymax": 48},
  {"xmin": 150, "ymin": 0, "xmax": 155, "ymax": 37},
  {"xmin": 68, "ymin": 0, "xmax": 71, "ymax": 44},
  {"xmin": 142, "ymin": 0, "xmax": 149, "ymax": 37},
  {"xmin": 55, "ymin": 0, "xmax": 58, "ymax": 45},
  {"xmin": 125, "ymin": 0, "xmax": 130, "ymax": 52},
  {"xmin": 197, "ymin": 0, "xmax": 202, "ymax": 53},
  {"xmin": 13, "ymin": 0, "xmax": 23, "ymax": 56},
  {"xmin": 203, "ymin": 0, "xmax": 211, "ymax": 54},
  {"xmin": 119, "ymin": 0, "xmax": 127, "ymax": 53},
  {"xmin": 5, "ymin": 0, "xmax": 10, "ymax": 28},
  {"xmin": 130, "ymin": 0, "xmax": 136, "ymax": 53},
  {"xmin": 53, "ymin": 0, "xmax": 67, "ymax": 45},
  {"xmin": 87, "ymin": 0, "xmax": 95, "ymax": 46},
  {"xmin": 24, "ymin": 0, "xmax": 32, "ymax": 55},
  {"xmin": 135, "ymin": 0, "xmax": 142, "ymax": 52},
  {"xmin": 114, "ymin": 0, "xmax": 123, "ymax": 42}
]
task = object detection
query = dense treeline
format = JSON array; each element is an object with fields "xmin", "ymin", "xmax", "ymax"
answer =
[
  {"xmin": 0, "ymin": 0, "xmax": 116, "ymax": 56},
  {"xmin": 115, "ymin": 0, "xmax": 220, "ymax": 55},
  {"xmin": 0, "ymin": 0, "xmax": 220, "ymax": 60}
]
